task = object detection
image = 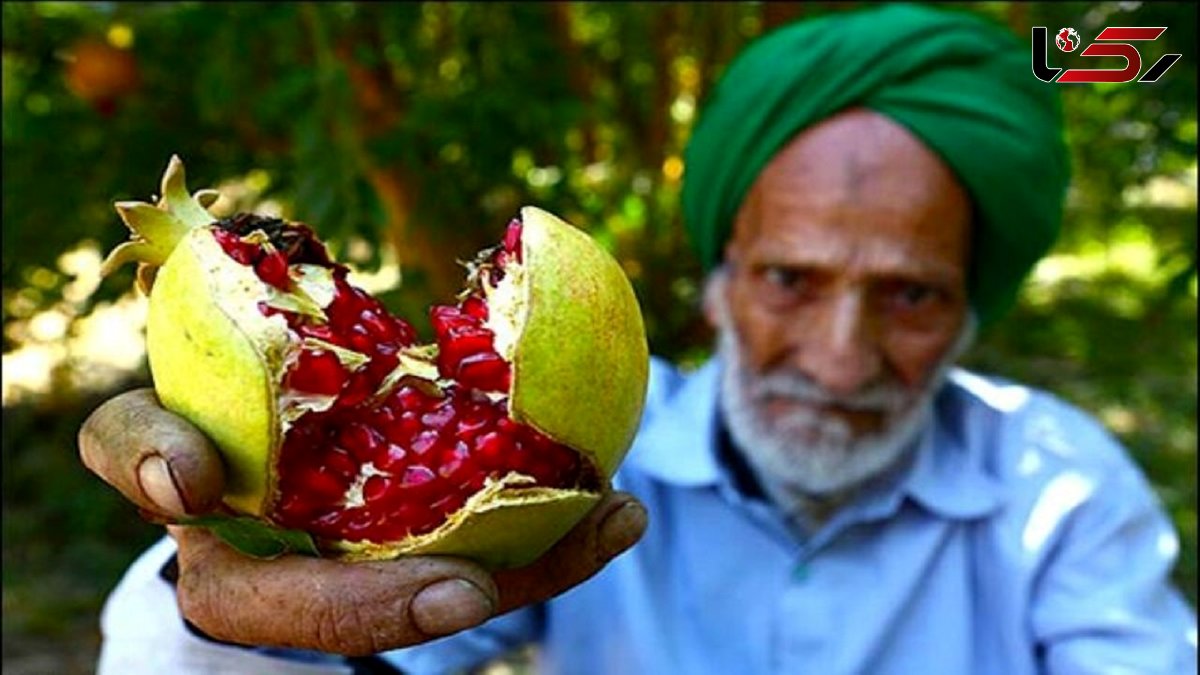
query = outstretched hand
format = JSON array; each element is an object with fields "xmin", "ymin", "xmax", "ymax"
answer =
[{"xmin": 79, "ymin": 388, "xmax": 647, "ymax": 656}]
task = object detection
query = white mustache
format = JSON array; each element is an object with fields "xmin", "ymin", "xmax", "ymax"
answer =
[{"xmin": 746, "ymin": 371, "xmax": 909, "ymax": 414}]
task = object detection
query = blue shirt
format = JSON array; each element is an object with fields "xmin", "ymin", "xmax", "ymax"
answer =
[{"xmin": 385, "ymin": 357, "xmax": 1197, "ymax": 674}]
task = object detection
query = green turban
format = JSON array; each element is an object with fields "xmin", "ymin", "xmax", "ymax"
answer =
[{"xmin": 681, "ymin": 3, "xmax": 1071, "ymax": 326}]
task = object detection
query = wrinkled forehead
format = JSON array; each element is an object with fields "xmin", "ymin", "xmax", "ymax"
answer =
[{"xmin": 730, "ymin": 109, "xmax": 972, "ymax": 268}]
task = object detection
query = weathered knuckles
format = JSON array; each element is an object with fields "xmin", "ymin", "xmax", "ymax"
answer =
[{"xmin": 105, "ymin": 156, "xmax": 649, "ymax": 569}]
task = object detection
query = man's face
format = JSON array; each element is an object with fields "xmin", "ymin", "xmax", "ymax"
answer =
[{"xmin": 711, "ymin": 109, "xmax": 973, "ymax": 497}]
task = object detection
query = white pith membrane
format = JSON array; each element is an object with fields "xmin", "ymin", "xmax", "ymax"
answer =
[
  {"xmin": 482, "ymin": 262, "xmax": 525, "ymax": 363},
  {"xmin": 203, "ymin": 217, "xmax": 602, "ymax": 548}
]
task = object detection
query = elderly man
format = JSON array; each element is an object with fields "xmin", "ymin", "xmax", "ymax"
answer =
[{"xmin": 81, "ymin": 4, "xmax": 1195, "ymax": 674}]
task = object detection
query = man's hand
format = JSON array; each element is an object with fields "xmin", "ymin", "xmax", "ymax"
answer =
[{"xmin": 79, "ymin": 388, "xmax": 648, "ymax": 656}]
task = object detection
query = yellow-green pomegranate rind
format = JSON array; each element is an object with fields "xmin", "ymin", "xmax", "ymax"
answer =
[
  {"xmin": 332, "ymin": 479, "xmax": 602, "ymax": 568},
  {"xmin": 509, "ymin": 207, "xmax": 650, "ymax": 477},
  {"xmin": 147, "ymin": 229, "xmax": 283, "ymax": 516}
]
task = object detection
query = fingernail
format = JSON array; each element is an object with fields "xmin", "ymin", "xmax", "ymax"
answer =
[
  {"xmin": 598, "ymin": 500, "xmax": 648, "ymax": 561},
  {"xmin": 410, "ymin": 579, "xmax": 495, "ymax": 636},
  {"xmin": 137, "ymin": 455, "xmax": 187, "ymax": 515}
]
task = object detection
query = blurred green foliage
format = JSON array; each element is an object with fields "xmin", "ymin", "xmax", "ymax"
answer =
[{"xmin": 2, "ymin": 1, "xmax": 1195, "ymax": 667}]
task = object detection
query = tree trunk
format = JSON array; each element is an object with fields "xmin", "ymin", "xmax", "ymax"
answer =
[
  {"xmin": 1006, "ymin": 2, "xmax": 1030, "ymax": 35},
  {"xmin": 763, "ymin": 2, "xmax": 803, "ymax": 30},
  {"xmin": 648, "ymin": 4, "xmax": 677, "ymax": 171},
  {"xmin": 366, "ymin": 167, "xmax": 465, "ymax": 302},
  {"xmin": 550, "ymin": 2, "xmax": 598, "ymax": 165},
  {"xmin": 333, "ymin": 9, "xmax": 464, "ymax": 302}
]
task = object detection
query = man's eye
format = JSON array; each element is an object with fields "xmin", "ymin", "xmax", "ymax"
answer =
[
  {"xmin": 888, "ymin": 282, "xmax": 938, "ymax": 309},
  {"xmin": 763, "ymin": 266, "xmax": 805, "ymax": 290}
]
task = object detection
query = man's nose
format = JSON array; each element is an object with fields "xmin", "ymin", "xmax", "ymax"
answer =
[{"xmin": 792, "ymin": 291, "xmax": 882, "ymax": 397}]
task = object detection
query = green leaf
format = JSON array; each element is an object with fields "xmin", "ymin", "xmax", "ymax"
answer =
[{"xmin": 180, "ymin": 515, "xmax": 320, "ymax": 559}]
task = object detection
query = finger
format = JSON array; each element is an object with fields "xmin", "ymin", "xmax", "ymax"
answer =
[
  {"xmin": 168, "ymin": 526, "xmax": 499, "ymax": 656},
  {"xmin": 492, "ymin": 491, "xmax": 647, "ymax": 613},
  {"xmin": 79, "ymin": 389, "xmax": 226, "ymax": 518}
]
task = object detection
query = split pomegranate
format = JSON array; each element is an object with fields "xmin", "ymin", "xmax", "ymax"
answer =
[
  {"xmin": 100, "ymin": 156, "xmax": 648, "ymax": 568},
  {"xmin": 216, "ymin": 213, "xmax": 593, "ymax": 543}
]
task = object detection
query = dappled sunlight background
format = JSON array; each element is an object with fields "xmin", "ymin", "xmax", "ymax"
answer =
[
  {"xmin": 2, "ymin": 236, "xmax": 403, "ymax": 407},
  {"xmin": 2, "ymin": 2, "xmax": 1195, "ymax": 673}
]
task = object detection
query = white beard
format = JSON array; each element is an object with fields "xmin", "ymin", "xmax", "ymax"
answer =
[{"xmin": 712, "ymin": 287, "xmax": 977, "ymax": 506}]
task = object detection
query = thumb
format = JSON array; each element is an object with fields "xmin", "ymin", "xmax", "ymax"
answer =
[
  {"xmin": 169, "ymin": 525, "xmax": 500, "ymax": 655},
  {"xmin": 79, "ymin": 388, "xmax": 226, "ymax": 519}
]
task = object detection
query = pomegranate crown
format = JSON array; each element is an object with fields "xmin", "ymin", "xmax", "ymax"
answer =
[{"xmin": 101, "ymin": 155, "xmax": 219, "ymax": 286}]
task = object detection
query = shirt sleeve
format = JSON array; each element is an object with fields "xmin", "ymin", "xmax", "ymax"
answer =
[
  {"xmin": 379, "ymin": 606, "xmax": 544, "ymax": 675},
  {"xmin": 101, "ymin": 536, "xmax": 545, "ymax": 674},
  {"xmin": 99, "ymin": 537, "xmax": 355, "ymax": 675},
  {"xmin": 1028, "ymin": 465, "xmax": 1197, "ymax": 674}
]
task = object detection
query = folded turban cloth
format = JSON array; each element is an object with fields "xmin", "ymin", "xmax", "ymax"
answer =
[{"xmin": 681, "ymin": 3, "xmax": 1071, "ymax": 326}]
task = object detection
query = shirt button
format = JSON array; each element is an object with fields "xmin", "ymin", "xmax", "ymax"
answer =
[{"xmin": 791, "ymin": 562, "xmax": 809, "ymax": 582}]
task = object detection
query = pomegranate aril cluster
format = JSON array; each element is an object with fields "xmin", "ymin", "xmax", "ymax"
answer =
[
  {"xmin": 274, "ymin": 384, "xmax": 582, "ymax": 542},
  {"xmin": 430, "ymin": 298, "xmax": 510, "ymax": 393},
  {"xmin": 212, "ymin": 228, "xmax": 291, "ymax": 289},
  {"xmin": 428, "ymin": 217, "xmax": 524, "ymax": 393},
  {"xmin": 269, "ymin": 276, "xmax": 418, "ymax": 408},
  {"xmin": 212, "ymin": 215, "xmax": 334, "ymax": 292},
  {"xmin": 212, "ymin": 215, "xmax": 588, "ymax": 544}
]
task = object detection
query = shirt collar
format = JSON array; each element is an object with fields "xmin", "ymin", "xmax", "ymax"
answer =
[
  {"xmin": 894, "ymin": 382, "xmax": 1005, "ymax": 520},
  {"xmin": 626, "ymin": 358, "xmax": 1005, "ymax": 521},
  {"xmin": 625, "ymin": 358, "xmax": 724, "ymax": 487}
]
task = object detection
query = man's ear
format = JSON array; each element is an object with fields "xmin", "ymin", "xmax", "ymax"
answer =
[{"xmin": 702, "ymin": 266, "xmax": 729, "ymax": 329}]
